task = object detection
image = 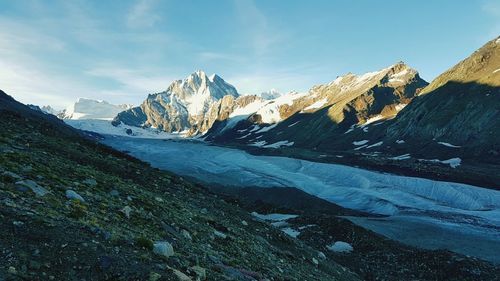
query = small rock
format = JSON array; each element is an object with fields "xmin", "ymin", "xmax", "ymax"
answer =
[
  {"xmin": 181, "ymin": 229, "xmax": 192, "ymax": 240},
  {"xmin": 8, "ymin": 266, "xmax": 16, "ymax": 274},
  {"xmin": 312, "ymin": 257, "xmax": 319, "ymax": 265},
  {"xmin": 154, "ymin": 197, "xmax": 164, "ymax": 202},
  {"xmin": 121, "ymin": 206, "xmax": 132, "ymax": 218},
  {"xmin": 327, "ymin": 241, "xmax": 353, "ymax": 253},
  {"xmin": 66, "ymin": 190, "xmax": 85, "ymax": 202},
  {"xmin": 153, "ymin": 241, "xmax": 174, "ymax": 258},
  {"xmin": 13, "ymin": 221, "xmax": 24, "ymax": 226},
  {"xmin": 15, "ymin": 180, "xmax": 49, "ymax": 197},
  {"xmin": 318, "ymin": 251, "xmax": 326, "ymax": 259},
  {"xmin": 109, "ymin": 190, "xmax": 120, "ymax": 197},
  {"xmin": 82, "ymin": 178, "xmax": 97, "ymax": 186},
  {"xmin": 3, "ymin": 171, "xmax": 21, "ymax": 181},
  {"xmin": 241, "ymin": 220, "xmax": 248, "ymax": 226},
  {"xmin": 200, "ymin": 208, "xmax": 208, "ymax": 214},
  {"xmin": 213, "ymin": 230, "xmax": 227, "ymax": 239},
  {"xmin": 190, "ymin": 266, "xmax": 206, "ymax": 280},
  {"xmin": 172, "ymin": 268, "xmax": 192, "ymax": 281}
]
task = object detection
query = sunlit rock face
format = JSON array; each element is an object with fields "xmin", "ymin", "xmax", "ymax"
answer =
[{"xmin": 113, "ymin": 70, "xmax": 240, "ymax": 134}]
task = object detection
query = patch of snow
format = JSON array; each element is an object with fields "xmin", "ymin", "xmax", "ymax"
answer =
[
  {"xmin": 248, "ymin": 141, "xmax": 267, "ymax": 147},
  {"xmin": 344, "ymin": 124, "xmax": 356, "ymax": 134},
  {"xmin": 354, "ymin": 145, "xmax": 368, "ymax": 150},
  {"xmin": 251, "ymin": 212, "xmax": 298, "ymax": 221},
  {"xmin": 395, "ymin": 104, "xmax": 407, "ymax": 112},
  {"xmin": 353, "ymin": 140, "xmax": 369, "ymax": 146},
  {"xmin": 263, "ymin": 140, "xmax": 294, "ymax": 149},
  {"xmin": 396, "ymin": 140, "xmax": 405, "ymax": 144},
  {"xmin": 362, "ymin": 115, "xmax": 384, "ymax": 126},
  {"xmin": 420, "ymin": 158, "xmax": 462, "ymax": 168},
  {"xmin": 438, "ymin": 142, "xmax": 461, "ymax": 148},
  {"xmin": 222, "ymin": 100, "xmax": 268, "ymax": 132},
  {"xmin": 255, "ymin": 123, "xmax": 277, "ymax": 133},
  {"xmin": 236, "ymin": 133, "xmax": 251, "ymax": 139},
  {"xmin": 327, "ymin": 241, "xmax": 353, "ymax": 253},
  {"xmin": 281, "ymin": 227, "xmax": 300, "ymax": 238},
  {"xmin": 443, "ymin": 158, "xmax": 462, "ymax": 168},
  {"xmin": 366, "ymin": 141, "xmax": 383, "ymax": 148},
  {"xmin": 389, "ymin": 154, "xmax": 411, "ymax": 160},
  {"xmin": 270, "ymin": 221, "xmax": 289, "ymax": 228},
  {"xmin": 249, "ymin": 125, "xmax": 261, "ymax": 132},
  {"xmin": 255, "ymin": 91, "xmax": 308, "ymax": 123},
  {"xmin": 302, "ymin": 98, "xmax": 328, "ymax": 111}
]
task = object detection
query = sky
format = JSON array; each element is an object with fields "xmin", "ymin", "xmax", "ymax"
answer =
[{"xmin": 0, "ymin": 0, "xmax": 499, "ymax": 109}]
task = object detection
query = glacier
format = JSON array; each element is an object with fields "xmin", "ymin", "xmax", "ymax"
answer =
[{"xmin": 101, "ymin": 136, "xmax": 500, "ymax": 263}]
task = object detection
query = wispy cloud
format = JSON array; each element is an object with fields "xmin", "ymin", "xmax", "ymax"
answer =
[
  {"xmin": 481, "ymin": 0, "xmax": 500, "ymax": 41},
  {"xmin": 85, "ymin": 66, "xmax": 174, "ymax": 96},
  {"xmin": 198, "ymin": 51, "xmax": 244, "ymax": 63},
  {"xmin": 233, "ymin": 0, "xmax": 284, "ymax": 57},
  {"xmin": 127, "ymin": 0, "xmax": 161, "ymax": 28}
]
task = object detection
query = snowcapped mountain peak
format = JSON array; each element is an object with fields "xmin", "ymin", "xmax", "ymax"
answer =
[{"xmin": 115, "ymin": 71, "xmax": 240, "ymax": 133}]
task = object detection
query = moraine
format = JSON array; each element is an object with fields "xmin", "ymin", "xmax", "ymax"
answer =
[{"xmin": 101, "ymin": 135, "xmax": 500, "ymax": 264}]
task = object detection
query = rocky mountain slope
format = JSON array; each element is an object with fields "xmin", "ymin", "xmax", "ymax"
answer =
[
  {"xmin": 203, "ymin": 62, "xmax": 428, "ymax": 146},
  {"xmin": 203, "ymin": 37, "xmax": 500, "ymax": 189},
  {"xmin": 60, "ymin": 98, "xmax": 132, "ymax": 120},
  {"xmin": 113, "ymin": 71, "xmax": 240, "ymax": 134},
  {"xmin": 0, "ymin": 90, "xmax": 361, "ymax": 280},
  {"xmin": 383, "ymin": 37, "xmax": 500, "ymax": 156}
]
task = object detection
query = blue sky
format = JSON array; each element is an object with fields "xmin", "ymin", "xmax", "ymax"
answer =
[{"xmin": 0, "ymin": 0, "xmax": 499, "ymax": 108}]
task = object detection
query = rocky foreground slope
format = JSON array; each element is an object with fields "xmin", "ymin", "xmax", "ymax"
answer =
[
  {"xmin": 2, "ymin": 90, "xmax": 500, "ymax": 280},
  {"xmin": 0, "ymin": 90, "xmax": 359, "ymax": 280}
]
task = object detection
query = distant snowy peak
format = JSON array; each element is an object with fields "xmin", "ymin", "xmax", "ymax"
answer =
[
  {"xmin": 62, "ymin": 98, "xmax": 131, "ymax": 120},
  {"xmin": 165, "ymin": 70, "xmax": 238, "ymax": 100},
  {"xmin": 40, "ymin": 105, "xmax": 62, "ymax": 115},
  {"xmin": 259, "ymin": 89, "xmax": 282, "ymax": 100}
]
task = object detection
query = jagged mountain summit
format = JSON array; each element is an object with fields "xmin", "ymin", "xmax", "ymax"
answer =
[
  {"xmin": 113, "ymin": 70, "xmax": 240, "ymax": 134},
  {"xmin": 60, "ymin": 98, "xmax": 132, "ymax": 120},
  {"xmin": 204, "ymin": 62, "xmax": 428, "ymax": 145}
]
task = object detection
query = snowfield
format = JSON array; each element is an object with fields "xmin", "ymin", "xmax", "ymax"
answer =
[{"xmin": 101, "ymin": 137, "xmax": 500, "ymax": 263}]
